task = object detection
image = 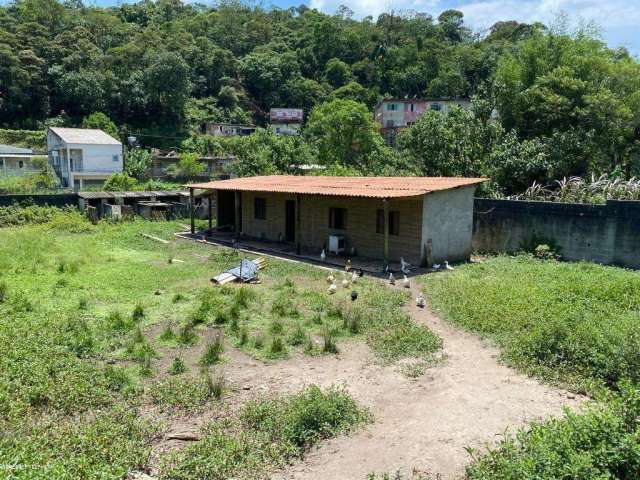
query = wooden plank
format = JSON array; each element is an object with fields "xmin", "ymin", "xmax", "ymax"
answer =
[{"xmin": 142, "ymin": 233, "xmax": 170, "ymax": 244}]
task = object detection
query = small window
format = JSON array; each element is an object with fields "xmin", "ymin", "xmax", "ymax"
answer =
[
  {"xmin": 386, "ymin": 103, "xmax": 397, "ymax": 111},
  {"xmin": 112, "ymin": 154, "xmax": 119, "ymax": 162},
  {"xmin": 430, "ymin": 103, "xmax": 441, "ymax": 111},
  {"xmin": 410, "ymin": 103, "xmax": 415, "ymax": 112},
  {"xmin": 329, "ymin": 207, "xmax": 347, "ymax": 230},
  {"xmin": 385, "ymin": 119, "xmax": 394, "ymax": 128},
  {"xmin": 18, "ymin": 160, "xmax": 24, "ymax": 168},
  {"xmin": 254, "ymin": 197, "xmax": 266, "ymax": 220},
  {"xmin": 376, "ymin": 210, "xmax": 399, "ymax": 236},
  {"xmin": 0, "ymin": 159, "xmax": 4, "ymax": 167}
]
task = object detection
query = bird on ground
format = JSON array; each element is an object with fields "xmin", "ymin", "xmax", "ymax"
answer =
[
  {"xmin": 326, "ymin": 273, "xmax": 335, "ymax": 284},
  {"xmin": 388, "ymin": 273, "xmax": 395, "ymax": 285},
  {"xmin": 351, "ymin": 290, "xmax": 358, "ymax": 301},
  {"xmin": 400, "ymin": 257, "xmax": 411, "ymax": 274},
  {"xmin": 328, "ymin": 281, "xmax": 337, "ymax": 294},
  {"xmin": 342, "ymin": 274, "xmax": 350, "ymax": 289},
  {"xmin": 416, "ymin": 292, "xmax": 426, "ymax": 308},
  {"xmin": 320, "ymin": 249, "xmax": 326, "ymax": 263},
  {"xmin": 351, "ymin": 270, "xmax": 359, "ymax": 283},
  {"xmin": 433, "ymin": 264, "xmax": 441, "ymax": 270},
  {"xmin": 345, "ymin": 259, "xmax": 352, "ymax": 272},
  {"xmin": 402, "ymin": 274, "xmax": 411, "ymax": 288},
  {"xmin": 444, "ymin": 260, "xmax": 454, "ymax": 271},
  {"xmin": 357, "ymin": 268, "xmax": 364, "ymax": 277}
]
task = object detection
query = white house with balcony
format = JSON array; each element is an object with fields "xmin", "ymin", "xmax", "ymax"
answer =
[{"xmin": 47, "ymin": 127, "xmax": 122, "ymax": 190}]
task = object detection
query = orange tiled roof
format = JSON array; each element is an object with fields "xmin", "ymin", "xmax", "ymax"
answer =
[{"xmin": 187, "ymin": 175, "xmax": 487, "ymax": 199}]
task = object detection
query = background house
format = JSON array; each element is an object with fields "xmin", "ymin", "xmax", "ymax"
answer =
[
  {"xmin": 188, "ymin": 175, "xmax": 486, "ymax": 267},
  {"xmin": 201, "ymin": 123, "xmax": 256, "ymax": 137},
  {"xmin": 0, "ymin": 145, "xmax": 48, "ymax": 177},
  {"xmin": 149, "ymin": 149, "xmax": 236, "ymax": 179},
  {"xmin": 374, "ymin": 98, "xmax": 471, "ymax": 146},
  {"xmin": 270, "ymin": 108, "xmax": 303, "ymax": 136},
  {"xmin": 47, "ymin": 127, "xmax": 123, "ymax": 190}
]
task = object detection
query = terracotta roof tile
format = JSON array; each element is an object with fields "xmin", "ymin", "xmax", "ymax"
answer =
[{"xmin": 187, "ymin": 175, "xmax": 487, "ymax": 199}]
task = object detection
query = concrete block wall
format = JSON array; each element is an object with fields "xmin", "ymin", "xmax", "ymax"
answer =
[
  {"xmin": 240, "ymin": 191, "xmax": 425, "ymax": 264},
  {"xmin": 473, "ymin": 199, "xmax": 640, "ymax": 269}
]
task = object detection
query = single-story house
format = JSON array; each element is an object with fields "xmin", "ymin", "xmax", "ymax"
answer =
[
  {"xmin": 187, "ymin": 175, "xmax": 487, "ymax": 267},
  {"xmin": 47, "ymin": 127, "xmax": 123, "ymax": 191},
  {"xmin": 0, "ymin": 144, "xmax": 48, "ymax": 177}
]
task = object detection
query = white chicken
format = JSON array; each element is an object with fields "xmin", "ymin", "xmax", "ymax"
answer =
[
  {"xmin": 320, "ymin": 249, "xmax": 326, "ymax": 263},
  {"xmin": 402, "ymin": 274, "xmax": 411, "ymax": 288},
  {"xmin": 351, "ymin": 270, "xmax": 358, "ymax": 283},
  {"xmin": 341, "ymin": 273, "xmax": 350, "ymax": 288},
  {"xmin": 328, "ymin": 281, "xmax": 337, "ymax": 294},
  {"xmin": 400, "ymin": 257, "xmax": 411, "ymax": 274},
  {"xmin": 345, "ymin": 259, "xmax": 352, "ymax": 272},
  {"xmin": 388, "ymin": 272, "xmax": 395, "ymax": 285},
  {"xmin": 444, "ymin": 260, "xmax": 454, "ymax": 271},
  {"xmin": 433, "ymin": 263, "xmax": 441, "ymax": 270},
  {"xmin": 416, "ymin": 292, "xmax": 426, "ymax": 308}
]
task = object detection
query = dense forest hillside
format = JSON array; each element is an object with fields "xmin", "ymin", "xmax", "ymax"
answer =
[{"xmin": 1, "ymin": 0, "xmax": 640, "ymax": 193}]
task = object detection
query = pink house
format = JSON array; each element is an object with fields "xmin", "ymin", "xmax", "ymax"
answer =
[{"xmin": 374, "ymin": 98, "xmax": 471, "ymax": 146}]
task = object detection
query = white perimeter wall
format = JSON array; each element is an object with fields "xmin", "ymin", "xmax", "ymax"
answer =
[{"xmin": 421, "ymin": 185, "xmax": 477, "ymax": 264}]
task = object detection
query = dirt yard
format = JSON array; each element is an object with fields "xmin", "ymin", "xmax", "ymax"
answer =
[{"xmin": 146, "ymin": 274, "xmax": 583, "ymax": 479}]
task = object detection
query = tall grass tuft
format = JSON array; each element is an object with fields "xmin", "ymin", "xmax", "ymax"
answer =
[{"xmin": 200, "ymin": 332, "xmax": 224, "ymax": 366}]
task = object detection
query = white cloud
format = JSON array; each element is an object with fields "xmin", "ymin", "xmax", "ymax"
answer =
[{"xmin": 307, "ymin": 0, "xmax": 640, "ymax": 53}]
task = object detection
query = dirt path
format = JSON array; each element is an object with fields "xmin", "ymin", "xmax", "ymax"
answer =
[
  {"xmin": 146, "ymin": 279, "xmax": 583, "ymax": 479},
  {"xmin": 269, "ymin": 281, "xmax": 583, "ymax": 480}
]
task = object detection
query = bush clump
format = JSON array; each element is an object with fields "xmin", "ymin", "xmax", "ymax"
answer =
[
  {"xmin": 161, "ymin": 385, "xmax": 370, "ymax": 479},
  {"xmin": 466, "ymin": 382, "xmax": 640, "ymax": 479}
]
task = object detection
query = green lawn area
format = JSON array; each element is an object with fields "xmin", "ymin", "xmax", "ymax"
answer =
[
  {"xmin": 421, "ymin": 256, "xmax": 640, "ymax": 479},
  {"xmin": 0, "ymin": 213, "xmax": 439, "ymax": 479},
  {"xmin": 421, "ymin": 256, "xmax": 640, "ymax": 392}
]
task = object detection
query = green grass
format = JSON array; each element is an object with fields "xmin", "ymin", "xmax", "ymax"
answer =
[
  {"xmin": 0, "ymin": 210, "xmax": 439, "ymax": 478},
  {"xmin": 466, "ymin": 382, "xmax": 640, "ymax": 479},
  {"xmin": 160, "ymin": 385, "xmax": 371, "ymax": 479},
  {"xmin": 421, "ymin": 255, "xmax": 640, "ymax": 393}
]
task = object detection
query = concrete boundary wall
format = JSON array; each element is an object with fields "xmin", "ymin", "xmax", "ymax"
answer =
[{"xmin": 472, "ymin": 198, "xmax": 640, "ymax": 269}]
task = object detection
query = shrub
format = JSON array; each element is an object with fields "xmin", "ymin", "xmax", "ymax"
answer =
[
  {"xmin": 132, "ymin": 303, "xmax": 145, "ymax": 322},
  {"xmin": 169, "ymin": 357, "xmax": 186, "ymax": 375},
  {"xmin": 160, "ymin": 323, "xmax": 176, "ymax": 342},
  {"xmin": 172, "ymin": 293, "xmax": 185, "ymax": 303},
  {"xmin": 322, "ymin": 327, "xmax": 338, "ymax": 354},
  {"xmin": 161, "ymin": 386, "xmax": 369, "ymax": 479},
  {"xmin": 178, "ymin": 323, "xmax": 198, "ymax": 346},
  {"xmin": 204, "ymin": 369, "xmax": 225, "ymax": 400},
  {"xmin": 253, "ymin": 335, "xmax": 264, "ymax": 350},
  {"xmin": 106, "ymin": 311, "xmax": 132, "ymax": 332},
  {"xmin": 271, "ymin": 294, "xmax": 299, "ymax": 317},
  {"xmin": 78, "ymin": 297, "xmax": 88, "ymax": 310},
  {"xmin": 270, "ymin": 318, "xmax": 284, "ymax": 334},
  {"xmin": 238, "ymin": 327, "xmax": 249, "ymax": 346},
  {"xmin": 149, "ymin": 375, "xmax": 221, "ymax": 411},
  {"xmin": 267, "ymin": 336, "xmax": 287, "ymax": 358},
  {"xmin": 466, "ymin": 382, "xmax": 640, "ymax": 479},
  {"xmin": 0, "ymin": 280, "xmax": 7, "ymax": 303},
  {"xmin": 288, "ymin": 322, "xmax": 306, "ymax": 346},
  {"xmin": 200, "ymin": 333, "xmax": 224, "ymax": 366}
]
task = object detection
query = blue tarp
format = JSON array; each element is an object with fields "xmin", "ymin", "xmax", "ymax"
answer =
[{"xmin": 224, "ymin": 259, "xmax": 259, "ymax": 282}]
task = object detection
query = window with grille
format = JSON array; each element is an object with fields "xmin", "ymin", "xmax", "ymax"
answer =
[
  {"xmin": 376, "ymin": 210, "xmax": 400, "ymax": 236},
  {"xmin": 254, "ymin": 197, "xmax": 266, "ymax": 220},
  {"xmin": 329, "ymin": 207, "xmax": 347, "ymax": 230}
]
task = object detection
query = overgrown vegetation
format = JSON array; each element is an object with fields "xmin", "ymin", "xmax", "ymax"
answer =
[
  {"xmin": 505, "ymin": 174, "xmax": 640, "ymax": 204},
  {"xmin": 422, "ymin": 255, "xmax": 640, "ymax": 480},
  {"xmin": 160, "ymin": 385, "xmax": 370, "ymax": 479},
  {"xmin": 423, "ymin": 256, "xmax": 640, "ymax": 392},
  {"xmin": 466, "ymin": 382, "xmax": 640, "ymax": 479}
]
